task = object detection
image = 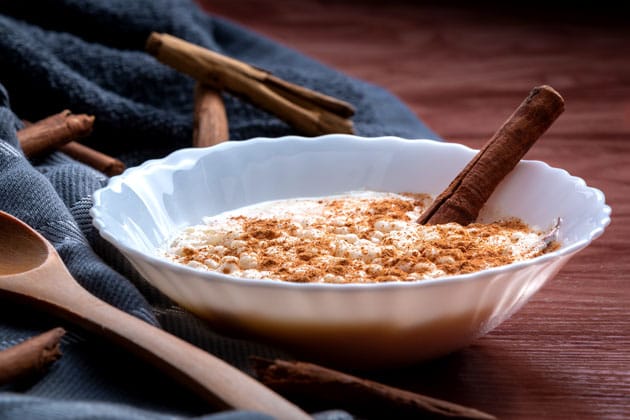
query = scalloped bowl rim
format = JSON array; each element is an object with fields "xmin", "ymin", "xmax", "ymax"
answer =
[{"xmin": 91, "ymin": 135, "xmax": 611, "ymax": 291}]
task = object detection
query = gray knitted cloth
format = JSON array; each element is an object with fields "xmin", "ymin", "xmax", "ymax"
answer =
[{"xmin": 0, "ymin": 1, "xmax": 439, "ymax": 419}]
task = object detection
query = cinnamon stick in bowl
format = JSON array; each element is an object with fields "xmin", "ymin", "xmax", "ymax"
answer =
[{"xmin": 418, "ymin": 85, "xmax": 565, "ymax": 226}]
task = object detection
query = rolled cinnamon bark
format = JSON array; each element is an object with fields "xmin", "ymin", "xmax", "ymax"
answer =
[
  {"xmin": 146, "ymin": 32, "xmax": 355, "ymax": 136},
  {"xmin": 251, "ymin": 357, "xmax": 496, "ymax": 419},
  {"xmin": 59, "ymin": 142, "xmax": 126, "ymax": 176},
  {"xmin": 193, "ymin": 82, "xmax": 229, "ymax": 147},
  {"xmin": 0, "ymin": 327, "xmax": 65, "ymax": 385},
  {"xmin": 418, "ymin": 85, "xmax": 564, "ymax": 225},
  {"xmin": 18, "ymin": 111, "xmax": 124, "ymax": 176},
  {"xmin": 17, "ymin": 110, "xmax": 94, "ymax": 157}
]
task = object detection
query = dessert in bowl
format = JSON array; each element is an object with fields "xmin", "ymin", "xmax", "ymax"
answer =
[{"xmin": 91, "ymin": 135, "xmax": 610, "ymax": 369}]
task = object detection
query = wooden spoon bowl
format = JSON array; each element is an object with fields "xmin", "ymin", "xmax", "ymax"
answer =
[{"xmin": 0, "ymin": 211, "xmax": 309, "ymax": 419}]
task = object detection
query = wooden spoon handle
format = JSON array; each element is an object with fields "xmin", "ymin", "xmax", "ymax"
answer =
[{"xmin": 13, "ymin": 257, "xmax": 310, "ymax": 419}]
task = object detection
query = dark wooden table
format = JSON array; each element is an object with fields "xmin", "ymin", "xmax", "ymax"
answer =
[{"xmin": 200, "ymin": 2, "xmax": 629, "ymax": 418}]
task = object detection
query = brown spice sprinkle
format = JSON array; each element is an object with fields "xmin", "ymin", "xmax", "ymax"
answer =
[{"xmin": 166, "ymin": 192, "xmax": 557, "ymax": 283}]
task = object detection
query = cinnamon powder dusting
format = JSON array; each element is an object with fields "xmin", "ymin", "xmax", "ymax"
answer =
[{"xmin": 163, "ymin": 191, "xmax": 556, "ymax": 283}]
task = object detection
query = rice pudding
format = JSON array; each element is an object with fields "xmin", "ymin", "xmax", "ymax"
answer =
[{"xmin": 161, "ymin": 191, "xmax": 554, "ymax": 283}]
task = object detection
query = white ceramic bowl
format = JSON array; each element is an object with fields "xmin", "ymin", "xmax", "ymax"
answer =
[{"xmin": 91, "ymin": 135, "xmax": 610, "ymax": 369}]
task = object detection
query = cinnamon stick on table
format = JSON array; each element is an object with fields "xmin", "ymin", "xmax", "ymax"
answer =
[
  {"xmin": 146, "ymin": 32, "xmax": 355, "ymax": 136},
  {"xmin": 418, "ymin": 85, "xmax": 565, "ymax": 226},
  {"xmin": 251, "ymin": 357, "xmax": 496, "ymax": 420},
  {"xmin": 0, "ymin": 327, "xmax": 65, "ymax": 385},
  {"xmin": 17, "ymin": 110, "xmax": 94, "ymax": 157},
  {"xmin": 193, "ymin": 82, "xmax": 229, "ymax": 147}
]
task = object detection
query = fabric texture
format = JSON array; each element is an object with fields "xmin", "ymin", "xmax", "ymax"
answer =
[{"xmin": 0, "ymin": 1, "xmax": 439, "ymax": 419}]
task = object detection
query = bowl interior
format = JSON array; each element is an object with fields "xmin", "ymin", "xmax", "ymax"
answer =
[{"xmin": 94, "ymin": 135, "xmax": 608, "ymax": 259}]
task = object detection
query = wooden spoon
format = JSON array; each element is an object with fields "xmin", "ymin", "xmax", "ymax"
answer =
[{"xmin": 0, "ymin": 211, "xmax": 310, "ymax": 420}]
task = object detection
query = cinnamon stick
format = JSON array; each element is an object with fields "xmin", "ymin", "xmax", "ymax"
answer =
[
  {"xmin": 18, "ymin": 112, "xmax": 125, "ymax": 176},
  {"xmin": 0, "ymin": 327, "xmax": 65, "ymax": 385},
  {"xmin": 146, "ymin": 32, "xmax": 355, "ymax": 136},
  {"xmin": 251, "ymin": 357, "xmax": 496, "ymax": 420},
  {"xmin": 59, "ymin": 142, "xmax": 126, "ymax": 176},
  {"xmin": 418, "ymin": 85, "xmax": 564, "ymax": 226},
  {"xmin": 193, "ymin": 82, "xmax": 229, "ymax": 147},
  {"xmin": 17, "ymin": 110, "xmax": 94, "ymax": 157}
]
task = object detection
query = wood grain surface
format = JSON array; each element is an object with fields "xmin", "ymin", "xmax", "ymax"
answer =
[{"xmin": 199, "ymin": 1, "xmax": 629, "ymax": 418}]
